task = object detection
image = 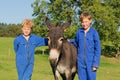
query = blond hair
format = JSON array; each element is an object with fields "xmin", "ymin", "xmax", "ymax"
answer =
[
  {"xmin": 22, "ymin": 19, "xmax": 34, "ymax": 28},
  {"xmin": 79, "ymin": 12, "xmax": 92, "ymax": 22}
]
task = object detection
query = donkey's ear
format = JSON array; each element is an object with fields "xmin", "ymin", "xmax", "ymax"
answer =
[
  {"xmin": 45, "ymin": 17, "xmax": 54, "ymax": 29},
  {"xmin": 62, "ymin": 20, "xmax": 72, "ymax": 31}
]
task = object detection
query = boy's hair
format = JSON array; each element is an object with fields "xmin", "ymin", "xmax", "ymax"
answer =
[
  {"xmin": 22, "ymin": 19, "xmax": 34, "ymax": 28},
  {"xmin": 79, "ymin": 12, "xmax": 92, "ymax": 22}
]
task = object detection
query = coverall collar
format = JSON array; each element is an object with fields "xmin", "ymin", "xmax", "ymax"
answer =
[{"xmin": 80, "ymin": 27, "xmax": 92, "ymax": 33}]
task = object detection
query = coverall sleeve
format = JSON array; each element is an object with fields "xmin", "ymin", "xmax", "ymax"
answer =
[
  {"xmin": 74, "ymin": 31, "xmax": 79, "ymax": 47},
  {"xmin": 68, "ymin": 39, "xmax": 77, "ymax": 47},
  {"xmin": 68, "ymin": 30, "xmax": 79, "ymax": 47},
  {"xmin": 93, "ymin": 30, "xmax": 101, "ymax": 68},
  {"xmin": 14, "ymin": 38, "xmax": 19, "ymax": 53},
  {"xmin": 36, "ymin": 36, "xmax": 48, "ymax": 46}
]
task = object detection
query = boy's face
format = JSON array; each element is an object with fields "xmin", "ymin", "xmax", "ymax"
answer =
[
  {"xmin": 22, "ymin": 26, "xmax": 31, "ymax": 37},
  {"xmin": 81, "ymin": 18, "xmax": 92, "ymax": 30}
]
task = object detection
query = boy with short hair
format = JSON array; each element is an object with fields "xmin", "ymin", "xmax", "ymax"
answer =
[
  {"xmin": 75, "ymin": 12, "xmax": 101, "ymax": 80},
  {"xmin": 14, "ymin": 19, "xmax": 48, "ymax": 80}
]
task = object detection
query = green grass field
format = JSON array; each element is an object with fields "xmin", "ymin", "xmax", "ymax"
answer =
[{"xmin": 0, "ymin": 37, "xmax": 120, "ymax": 80}]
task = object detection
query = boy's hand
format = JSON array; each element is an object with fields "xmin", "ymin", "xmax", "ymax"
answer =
[{"xmin": 92, "ymin": 67, "xmax": 97, "ymax": 72}]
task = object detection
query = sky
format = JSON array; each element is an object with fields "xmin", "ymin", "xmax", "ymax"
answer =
[{"xmin": 0, "ymin": 0, "xmax": 34, "ymax": 24}]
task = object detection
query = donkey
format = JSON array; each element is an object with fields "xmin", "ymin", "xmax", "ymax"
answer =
[{"xmin": 45, "ymin": 18, "xmax": 77, "ymax": 80}]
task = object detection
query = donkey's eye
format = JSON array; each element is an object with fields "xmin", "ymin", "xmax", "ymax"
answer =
[
  {"xmin": 58, "ymin": 37, "xmax": 64, "ymax": 42},
  {"xmin": 60, "ymin": 38, "xmax": 63, "ymax": 41}
]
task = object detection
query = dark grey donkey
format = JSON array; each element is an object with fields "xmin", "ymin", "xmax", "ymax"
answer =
[{"xmin": 45, "ymin": 18, "xmax": 77, "ymax": 80}]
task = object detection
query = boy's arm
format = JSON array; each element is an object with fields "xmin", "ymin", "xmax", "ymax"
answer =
[
  {"xmin": 68, "ymin": 31, "xmax": 79, "ymax": 47},
  {"xmin": 74, "ymin": 31, "xmax": 79, "ymax": 47},
  {"xmin": 36, "ymin": 36, "xmax": 48, "ymax": 46},
  {"xmin": 68, "ymin": 39, "xmax": 77, "ymax": 47},
  {"xmin": 92, "ymin": 31, "xmax": 101, "ymax": 68},
  {"xmin": 14, "ymin": 39, "xmax": 19, "ymax": 53}
]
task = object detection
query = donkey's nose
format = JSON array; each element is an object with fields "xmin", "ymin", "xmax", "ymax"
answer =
[
  {"xmin": 49, "ymin": 48, "xmax": 59, "ymax": 60},
  {"xmin": 49, "ymin": 48, "xmax": 59, "ymax": 64}
]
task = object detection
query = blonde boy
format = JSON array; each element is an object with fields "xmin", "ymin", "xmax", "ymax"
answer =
[
  {"xmin": 14, "ymin": 19, "xmax": 48, "ymax": 80},
  {"xmin": 75, "ymin": 12, "xmax": 101, "ymax": 80}
]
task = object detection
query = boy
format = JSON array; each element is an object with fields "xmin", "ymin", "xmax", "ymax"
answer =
[
  {"xmin": 14, "ymin": 19, "xmax": 48, "ymax": 80},
  {"xmin": 75, "ymin": 12, "xmax": 101, "ymax": 80}
]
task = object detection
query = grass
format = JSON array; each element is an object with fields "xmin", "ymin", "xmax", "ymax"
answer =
[
  {"xmin": 97, "ymin": 56, "xmax": 120, "ymax": 80},
  {"xmin": 0, "ymin": 37, "xmax": 120, "ymax": 80}
]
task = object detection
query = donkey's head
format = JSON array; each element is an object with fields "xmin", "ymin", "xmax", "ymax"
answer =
[{"xmin": 45, "ymin": 18, "xmax": 71, "ymax": 64}]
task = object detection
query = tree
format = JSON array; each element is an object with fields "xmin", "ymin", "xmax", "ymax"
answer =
[
  {"xmin": 0, "ymin": 23, "xmax": 21, "ymax": 37},
  {"xmin": 31, "ymin": 0, "xmax": 120, "ymax": 57},
  {"xmin": 7, "ymin": 25, "xmax": 21, "ymax": 37},
  {"xmin": 31, "ymin": 0, "xmax": 82, "ymax": 37},
  {"xmin": 79, "ymin": 0, "xmax": 120, "ymax": 57},
  {"xmin": 32, "ymin": 0, "xmax": 81, "ymax": 26}
]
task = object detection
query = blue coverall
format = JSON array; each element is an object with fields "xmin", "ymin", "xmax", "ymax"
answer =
[
  {"xmin": 75, "ymin": 27, "xmax": 101, "ymax": 80},
  {"xmin": 14, "ymin": 34, "xmax": 48, "ymax": 80}
]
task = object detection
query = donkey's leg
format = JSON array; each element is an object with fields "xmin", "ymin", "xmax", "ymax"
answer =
[
  {"xmin": 50, "ymin": 63, "xmax": 58, "ymax": 80},
  {"xmin": 55, "ymin": 70, "xmax": 60, "ymax": 80},
  {"xmin": 71, "ymin": 72, "xmax": 76, "ymax": 80},
  {"xmin": 65, "ymin": 69, "xmax": 72, "ymax": 80},
  {"xmin": 61, "ymin": 74, "xmax": 66, "ymax": 80},
  {"xmin": 51, "ymin": 67, "xmax": 60, "ymax": 80}
]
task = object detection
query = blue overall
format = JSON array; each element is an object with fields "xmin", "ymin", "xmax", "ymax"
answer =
[
  {"xmin": 75, "ymin": 28, "xmax": 101, "ymax": 80},
  {"xmin": 14, "ymin": 34, "xmax": 48, "ymax": 80}
]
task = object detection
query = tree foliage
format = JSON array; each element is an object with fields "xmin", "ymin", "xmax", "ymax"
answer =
[
  {"xmin": 32, "ymin": 0, "xmax": 120, "ymax": 57},
  {"xmin": 0, "ymin": 23, "xmax": 21, "ymax": 37},
  {"xmin": 32, "ymin": 0, "xmax": 81, "ymax": 26},
  {"xmin": 78, "ymin": 0, "xmax": 120, "ymax": 56}
]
